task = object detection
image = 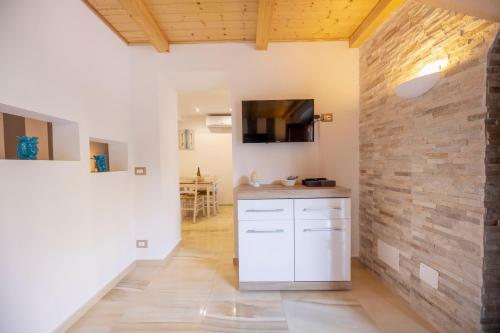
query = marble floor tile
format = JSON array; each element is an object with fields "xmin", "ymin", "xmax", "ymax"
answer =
[
  {"xmin": 283, "ymin": 299, "xmax": 380, "ymax": 333},
  {"xmin": 68, "ymin": 300, "xmax": 132, "ymax": 333},
  {"xmin": 354, "ymin": 296, "xmax": 434, "ymax": 333},
  {"xmin": 110, "ymin": 322, "xmax": 201, "ymax": 332},
  {"xmin": 201, "ymin": 300, "xmax": 289, "ymax": 332},
  {"xmin": 115, "ymin": 266, "xmax": 159, "ymax": 291},
  {"xmin": 101, "ymin": 288, "xmax": 143, "ymax": 304},
  {"xmin": 115, "ymin": 279, "xmax": 151, "ymax": 292},
  {"xmin": 209, "ymin": 278, "xmax": 283, "ymax": 302},
  {"xmin": 119, "ymin": 302, "xmax": 205, "ymax": 325},
  {"xmin": 69, "ymin": 205, "xmax": 438, "ymax": 333}
]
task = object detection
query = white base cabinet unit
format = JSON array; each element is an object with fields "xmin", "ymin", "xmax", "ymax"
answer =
[
  {"xmin": 238, "ymin": 219, "xmax": 294, "ymax": 282},
  {"xmin": 235, "ymin": 184, "xmax": 352, "ymax": 291}
]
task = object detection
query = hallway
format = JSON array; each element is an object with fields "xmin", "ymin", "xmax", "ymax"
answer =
[{"xmin": 70, "ymin": 206, "xmax": 437, "ymax": 332}]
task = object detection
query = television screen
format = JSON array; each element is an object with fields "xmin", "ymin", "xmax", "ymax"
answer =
[{"xmin": 242, "ymin": 99, "xmax": 314, "ymax": 143}]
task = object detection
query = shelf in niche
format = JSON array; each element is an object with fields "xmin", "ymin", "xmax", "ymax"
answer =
[
  {"xmin": 89, "ymin": 137, "xmax": 128, "ymax": 173},
  {"xmin": 0, "ymin": 103, "xmax": 80, "ymax": 161}
]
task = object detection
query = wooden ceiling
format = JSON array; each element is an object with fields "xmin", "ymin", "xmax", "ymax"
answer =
[{"xmin": 83, "ymin": 0, "xmax": 407, "ymax": 52}]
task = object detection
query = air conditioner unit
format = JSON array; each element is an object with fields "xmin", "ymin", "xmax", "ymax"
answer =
[{"xmin": 206, "ymin": 115, "xmax": 232, "ymax": 128}]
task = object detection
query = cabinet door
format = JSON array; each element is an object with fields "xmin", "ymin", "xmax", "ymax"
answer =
[
  {"xmin": 295, "ymin": 219, "xmax": 351, "ymax": 281},
  {"xmin": 238, "ymin": 220, "xmax": 294, "ymax": 282}
]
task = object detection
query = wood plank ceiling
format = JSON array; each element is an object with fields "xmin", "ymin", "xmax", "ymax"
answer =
[{"xmin": 84, "ymin": 0, "xmax": 406, "ymax": 52}]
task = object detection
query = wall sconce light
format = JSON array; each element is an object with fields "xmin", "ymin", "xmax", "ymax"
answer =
[{"xmin": 395, "ymin": 59, "xmax": 449, "ymax": 99}]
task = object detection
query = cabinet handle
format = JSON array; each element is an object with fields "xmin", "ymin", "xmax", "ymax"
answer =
[
  {"xmin": 246, "ymin": 229, "xmax": 285, "ymax": 234},
  {"xmin": 303, "ymin": 227, "xmax": 343, "ymax": 232},
  {"xmin": 303, "ymin": 207, "xmax": 341, "ymax": 212},
  {"xmin": 246, "ymin": 209, "xmax": 285, "ymax": 213}
]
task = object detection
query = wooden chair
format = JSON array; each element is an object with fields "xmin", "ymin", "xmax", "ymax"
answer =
[
  {"xmin": 210, "ymin": 177, "xmax": 220, "ymax": 214},
  {"xmin": 180, "ymin": 179, "xmax": 206, "ymax": 223},
  {"xmin": 201, "ymin": 176, "xmax": 219, "ymax": 215}
]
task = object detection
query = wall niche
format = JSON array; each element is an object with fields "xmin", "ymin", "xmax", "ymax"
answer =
[
  {"xmin": 0, "ymin": 103, "xmax": 80, "ymax": 161},
  {"xmin": 89, "ymin": 138, "xmax": 128, "ymax": 173}
]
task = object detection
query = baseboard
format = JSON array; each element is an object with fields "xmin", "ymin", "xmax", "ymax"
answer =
[
  {"xmin": 54, "ymin": 240, "xmax": 182, "ymax": 332},
  {"xmin": 53, "ymin": 260, "xmax": 136, "ymax": 333}
]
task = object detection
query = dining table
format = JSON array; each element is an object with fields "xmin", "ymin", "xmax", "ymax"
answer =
[{"xmin": 179, "ymin": 176, "xmax": 217, "ymax": 216}]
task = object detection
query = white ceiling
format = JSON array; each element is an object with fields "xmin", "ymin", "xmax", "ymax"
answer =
[{"xmin": 177, "ymin": 89, "xmax": 231, "ymax": 118}]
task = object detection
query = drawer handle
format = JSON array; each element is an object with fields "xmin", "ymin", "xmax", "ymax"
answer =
[
  {"xmin": 303, "ymin": 227, "xmax": 343, "ymax": 232},
  {"xmin": 246, "ymin": 229, "xmax": 285, "ymax": 234},
  {"xmin": 303, "ymin": 208, "xmax": 342, "ymax": 212},
  {"xmin": 246, "ymin": 209, "xmax": 285, "ymax": 213}
]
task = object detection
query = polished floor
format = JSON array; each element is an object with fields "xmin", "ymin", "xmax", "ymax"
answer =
[{"xmin": 69, "ymin": 206, "xmax": 438, "ymax": 333}]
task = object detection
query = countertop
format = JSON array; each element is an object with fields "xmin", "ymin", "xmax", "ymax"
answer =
[{"xmin": 235, "ymin": 184, "xmax": 351, "ymax": 200}]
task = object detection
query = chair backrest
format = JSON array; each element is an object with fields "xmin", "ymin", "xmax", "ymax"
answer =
[{"xmin": 180, "ymin": 179, "xmax": 198, "ymax": 196}]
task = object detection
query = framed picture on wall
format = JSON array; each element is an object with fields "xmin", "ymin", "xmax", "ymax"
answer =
[{"xmin": 179, "ymin": 129, "xmax": 194, "ymax": 150}]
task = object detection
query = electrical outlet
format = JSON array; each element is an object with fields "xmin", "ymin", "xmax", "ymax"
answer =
[
  {"xmin": 136, "ymin": 240, "xmax": 148, "ymax": 248},
  {"xmin": 321, "ymin": 113, "xmax": 333, "ymax": 122},
  {"xmin": 135, "ymin": 167, "xmax": 147, "ymax": 176}
]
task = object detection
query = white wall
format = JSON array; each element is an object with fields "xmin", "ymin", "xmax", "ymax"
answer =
[
  {"xmin": 158, "ymin": 81, "xmax": 182, "ymax": 256},
  {"xmin": 178, "ymin": 116, "xmax": 233, "ymax": 204},
  {"xmin": 130, "ymin": 42, "xmax": 360, "ymax": 255},
  {"xmin": 131, "ymin": 67, "xmax": 181, "ymax": 261},
  {"xmin": 0, "ymin": 1, "xmax": 135, "ymax": 332}
]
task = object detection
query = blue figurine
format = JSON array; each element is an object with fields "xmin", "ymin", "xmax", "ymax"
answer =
[
  {"xmin": 16, "ymin": 136, "xmax": 39, "ymax": 160},
  {"xmin": 94, "ymin": 154, "xmax": 108, "ymax": 172}
]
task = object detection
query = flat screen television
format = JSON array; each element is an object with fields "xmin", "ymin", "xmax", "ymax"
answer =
[{"xmin": 242, "ymin": 99, "xmax": 314, "ymax": 143}]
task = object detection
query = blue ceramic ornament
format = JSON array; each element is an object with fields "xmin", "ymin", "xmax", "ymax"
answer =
[
  {"xmin": 94, "ymin": 154, "xmax": 108, "ymax": 172},
  {"xmin": 16, "ymin": 136, "xmax": 39, "ymax": 160}
]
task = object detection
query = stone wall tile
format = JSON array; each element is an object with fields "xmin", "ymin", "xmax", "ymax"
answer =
[{"xmin": 359, "ymin": 1, "xmax": 500, "ymax": 332}]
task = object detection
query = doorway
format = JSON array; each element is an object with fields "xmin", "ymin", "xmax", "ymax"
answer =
[{"xmin": 177, "ymin": 88, "xmax": 233, "ymax": 226}]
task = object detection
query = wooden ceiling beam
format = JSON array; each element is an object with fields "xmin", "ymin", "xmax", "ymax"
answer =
[
  {"xmin": 418, "ymin": 0, "xmax": 500, "ymax": 22},
  {"xmin": 255, "ymin": 0, "xmax": 274, "ymax": 50},
  {"xmin": 349, "ymin": 0, "xmax": 406, "ymax": 48},
  {"xmin": 117, "ymin": 0, "xmax": 169, "ymax": 52},
  {"xmin": 82, "ymin": 0, "xmax": 129, "ymax": 45}
]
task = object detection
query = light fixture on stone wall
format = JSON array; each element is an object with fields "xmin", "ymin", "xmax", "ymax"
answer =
[{"xmin": 395, "ymin": 59, "xmax": 449, "ymax": 98}]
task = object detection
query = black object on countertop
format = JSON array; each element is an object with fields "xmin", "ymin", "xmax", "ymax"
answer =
[{"xmin": 302, "ymin": 178, "xmax": 337, "ymax": 187}]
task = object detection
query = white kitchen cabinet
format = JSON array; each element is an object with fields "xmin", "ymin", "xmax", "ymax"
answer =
[
  {"xmin": 236, "ymin": 193, "xmax": 351, "ymax": 290},
  {"xmin": 294, "ymin": 219, "xmax": 351, "ymax": 281},
  {"xmin": 238, "ymin": 219, "xmax": 294, "ymax": 282}
]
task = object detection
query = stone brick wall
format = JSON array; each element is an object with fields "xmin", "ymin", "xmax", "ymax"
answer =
[
  {"xmin": 483, "ymin": 31, "xmax": 500, "ymax": 333},
  {"xmin": 359, "ymin": 1, "xmax": 499, "ymax": 332}
]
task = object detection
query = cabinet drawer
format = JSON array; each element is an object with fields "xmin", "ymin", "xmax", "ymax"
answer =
[
  {"xmin": 295, "ymin": 219, "xmax": 351, "ymax": 281},
  {"xmin": 238, "ymin": 220, "xmax": 294, "ymax": 282},
  {"xmin": 294, "ymin": 198, "xmax": 350, "ymax": 219},
  {"xmin": 238, "ymin": 199, "xmax": 294, "ymax": 220}
]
